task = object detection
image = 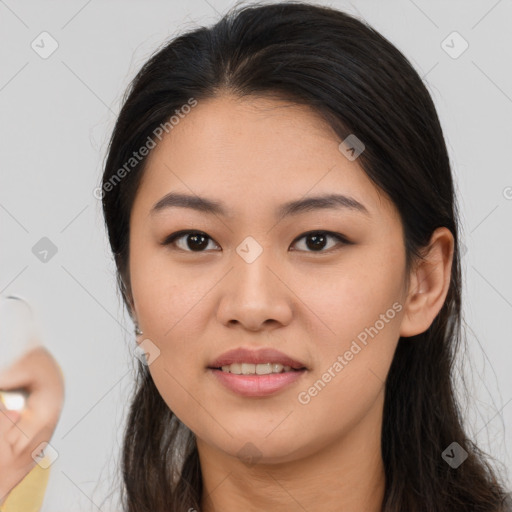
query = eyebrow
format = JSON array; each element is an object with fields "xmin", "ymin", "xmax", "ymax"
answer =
[{"xmin": 150, "ymin": 192, "xmax": 370, "ymax": 220}]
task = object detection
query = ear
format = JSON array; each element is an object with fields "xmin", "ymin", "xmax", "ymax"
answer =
[{"xmin": 399, "ymin": 227, "xmax": 454, "ymax": 337}]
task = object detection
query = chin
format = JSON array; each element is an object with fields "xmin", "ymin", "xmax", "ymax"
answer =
[{"xmin": 211, "ymin": 430, "xmax": 306, "ymax": 464}]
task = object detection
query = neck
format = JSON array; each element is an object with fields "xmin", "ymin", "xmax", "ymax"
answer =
[{"xmin": 198, "ymin": 391, "xmax": 386, "ymax": 512}]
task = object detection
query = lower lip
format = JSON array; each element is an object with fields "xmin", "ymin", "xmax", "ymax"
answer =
[{"xmin": 208, "ymin": 368, "xmax": 307, "ymax": 397}]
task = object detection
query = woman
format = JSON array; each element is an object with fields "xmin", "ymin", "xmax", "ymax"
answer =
[{"xmin": 100, "ymin": 1, "xmax": 511, "ymax": 510}]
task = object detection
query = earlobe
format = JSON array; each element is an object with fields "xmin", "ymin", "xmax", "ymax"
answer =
[{"xmin": 399, "ymin": 227, "xmax": 454, "ymax": 338}]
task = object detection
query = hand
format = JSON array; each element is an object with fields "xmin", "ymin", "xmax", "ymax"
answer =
[{"xmin": 0, "ymin": 346, "xmax": 65, "ymax": 504}]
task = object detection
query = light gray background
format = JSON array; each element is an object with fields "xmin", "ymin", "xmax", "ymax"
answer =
[{"xmin": 1, "ymin": 0, "xmax": 511, "ymax": 510}]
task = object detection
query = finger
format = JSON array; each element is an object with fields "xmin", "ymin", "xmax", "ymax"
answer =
[
  {"xmin": 0, "ymin": 409, "xmax": 21, "ymax": 425},
  {"xmin": 5, "ymin": 408, "xmax": 55, "ymax": 459},
  {"xmin": 0, "ymin": 363, "xmax": 32, "ymax": 391},
  {"xmin": 0, "ymin": 346, "xmax": 48, "ymax": 388},
  {"xmin": 3, "ymin": 382, "xmax": 62, "ymax": 454},
  {"xmin": 0, "ymin": 408, "xmax": 22, "ymax": 441}
]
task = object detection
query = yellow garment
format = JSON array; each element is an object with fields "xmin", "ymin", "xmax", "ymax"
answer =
[{"xmin": 0, "ymin": 456, "xmax": 51, "ymax": 512}]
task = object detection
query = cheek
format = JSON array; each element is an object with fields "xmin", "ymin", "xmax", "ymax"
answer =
[
  {"xmin": 129, "ymin": 242, "xmax": 213, "ymax": 409},
  {"xmin": 289, "ymin": 268, "xmax": 403, "ymax": 449},
  {"xmin": 292, "ymin": 248, "xmax": 405, "ymax": 347},
  {"xmin": 289, "ymin": 249, "xmax": 404, "ymax": 411},
  {"xmin": 130, "ymin": 236, "xmax": 211, "ymax": 338}
]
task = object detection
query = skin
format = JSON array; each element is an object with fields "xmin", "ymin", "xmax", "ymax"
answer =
[
  {"xmin": 0, "ymin": 346, "xmax": 65, "ymax": 504},
  {"xmin": 128, "ymin": 93, "xmax": 454, "ymax": 512}
]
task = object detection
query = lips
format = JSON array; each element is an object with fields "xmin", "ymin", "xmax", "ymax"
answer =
[{"xmin": 208, "ymin": 347, "xmax": 307, "ymax": 371}]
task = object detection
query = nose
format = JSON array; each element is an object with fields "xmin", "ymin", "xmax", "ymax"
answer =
[{"xmin": 215, "ymin": 245, "xmax": 293, "ymax": 332}]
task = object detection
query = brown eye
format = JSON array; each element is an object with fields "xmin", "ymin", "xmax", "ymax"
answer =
[
  {"xmin": 162, "ymin": 231, "xmax": 220, "ymax": 252},
  {"xmin": 291, "ymin": 231, "xmax": 350, "ymax": 252},
  {"xmin": 162, "ymin": 230, "xmax": 350, "ymax": 254}
]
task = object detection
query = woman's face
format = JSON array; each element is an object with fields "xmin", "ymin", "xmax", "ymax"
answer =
[{"xmin": 128, "ymin": 94, "xmax": 410, "ymax": 465}]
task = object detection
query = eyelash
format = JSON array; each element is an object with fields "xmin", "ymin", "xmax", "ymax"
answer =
[{"xmin": 161, "ymin": 230, "xmax": 352, "ymax": 254}]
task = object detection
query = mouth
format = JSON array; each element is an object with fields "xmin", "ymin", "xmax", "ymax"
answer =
[
  {"xmin": 207, "ymin": 366, "xmax": 307, "ymax": 397},
  {"xmin": 206, "ymin": 347, "xmax": 308, "ymax": 397},
  {"xmin": 208, "ymin": 347, "xmax": 308, "ymax": 372},
  {"xmin": 209, "ymin": 362, "xmax": 306, "ymax": 375}
]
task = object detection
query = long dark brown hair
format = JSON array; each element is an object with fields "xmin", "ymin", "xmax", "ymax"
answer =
[{"xmin": 100, "ymin": 2, "xmax": 511, "ymax": 510}]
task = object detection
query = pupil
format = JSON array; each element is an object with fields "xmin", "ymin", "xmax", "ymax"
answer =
[
  {"xmin": 188, "ymin": 233, "xmax": 208, "ymax": 251},
  {"xmin": 306, "ymin": 232, "xmax": 326, "ymax": 251}
]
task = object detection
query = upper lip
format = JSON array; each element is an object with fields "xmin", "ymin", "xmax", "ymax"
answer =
[{"xmin": 208, "ymin": 347, "xmax": 307, "ymax": 370}]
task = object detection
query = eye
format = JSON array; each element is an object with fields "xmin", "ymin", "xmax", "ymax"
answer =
[
  {"xmin": 290, "ymin": 230, "xmax": 351, "ymax": 253},
  {"xmin": 161, "ymin": 230, "xmax": 220, "ymax": 252},
  {"xmin": 162, "ymin": 229, "xmax": 351, "ymax": 254}
]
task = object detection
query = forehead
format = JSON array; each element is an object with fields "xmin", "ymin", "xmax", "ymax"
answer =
[{"xmin": 133, "ymin": 94, "xmax": 395, "ymax": 222}]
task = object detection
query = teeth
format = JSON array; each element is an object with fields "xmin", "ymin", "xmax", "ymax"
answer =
[
  {"xmin": 256, "ymin": 363, "xmax": 272, "ymax": 375},
  {"xmin": 220, "ymin": 362, "xmax": 295, "ymax": 374},
  {"xmin": 242, "ymin": 363, "xmax": 255, "ymax": 375},
  {"xmin": 227, "ymin": 362, "xmax": 242, "ymax": 374}
]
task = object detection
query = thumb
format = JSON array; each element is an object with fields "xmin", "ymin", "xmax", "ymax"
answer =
[
  {"xmin": 0, "ymin": 350, "xmax": 35, "ymax": 390},
  {"xmin": 0, "ymin": 366, "xmax": 29, "ymax": 391}
]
